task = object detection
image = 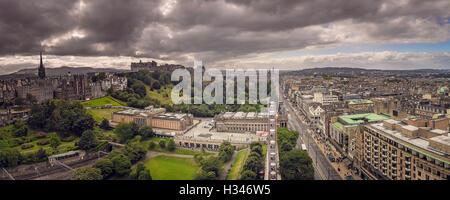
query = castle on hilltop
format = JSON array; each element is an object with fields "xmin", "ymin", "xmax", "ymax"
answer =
[{"xmin": 0, "ymin": 52, "xmax": 127, "ymax": 104}]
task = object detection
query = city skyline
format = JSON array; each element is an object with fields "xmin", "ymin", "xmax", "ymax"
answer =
[{"xmin": 0, "ymin": 0, "xmax": 449, "ymax": 74}]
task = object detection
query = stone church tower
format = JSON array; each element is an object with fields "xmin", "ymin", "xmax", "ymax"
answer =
[{"xmin": 38, "ymin": 52, "xmax": 46, "ymax": 79}]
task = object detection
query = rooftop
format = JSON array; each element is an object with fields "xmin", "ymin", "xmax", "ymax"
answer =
[
  {"xmin": 154, "ymin": 113, "xmax": 190, "ymax": 120},
  {"xmin": 114, "ymin": 107, "xmax": 166, "ymax": 116},
  {"xmin": 339, "ymin": 113, "xmax": 389, "ymax": 125},
  {"xmin": 348, "ymin": 99, "xmax": 373, "ymax": 105},
  {"xmin": 217, "ymin": 111, "xmax": 268, "ymax": 120},
  {"xmin": 368, "ymin": 122, "xmax": 450, "ymax": 162}
]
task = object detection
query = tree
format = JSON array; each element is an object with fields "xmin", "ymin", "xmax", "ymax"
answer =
[
  {"xmin": 93, "ymin": 158, "xmax": 114, "ymax": 178},
  {"xmin": 138, "ymin": 126, "xmax": 154, "ymax": 139},
  {"xmin": 77, "ymin": 130, "xmax": 99, "ymax": 150},
  {"xmin": 280, "ymin": 140, "xmax": 294, "ymax": 152},
  {"xmin": 12, "ymin": 119, "xmax": 28, "ymax": 137},
  {"xmin": 124, "ymin": 142, "xmax": 147, "ymax": 164},
  {"xmin": 243, "ymin": 156, "xmax": 263, "ymax": 174},
  {"xmin": 148, "ymin": 141, "xmax": 156, "ymax": 149},
  {"xmin": 0, "ymin": 149, "xmax": 21, "ymax": 168},
  {"xmin": 250, "ymin": 142, "xmax": 262, "ymax": 149},
  {"xmin": 159, "ymin": 140, "xmax": 166, "ymax": 148},
  {"xmin": 131, "ymin": 81, "xmax": 147, "ymax": 98},
  {"xmin": 277, "ymin": 127, "xmax": 299, "ymax": 153},
  {"xmin": 71, "ymin": 167, "xmax": 103, "ymax": 180},
  {"xmin": 111, "ymin": 153, "xmax": 132, "ymax": 176},
  {"xmin": 241, "ymin": 170, "xmax": 257, "ymax": 180},
  {"xmin": 72, "ymin": 114, "xmax": 95, "ymax": 136},
  {"xmin": 130, "ymin": 162, "xmax": 152, "ymax": 180},
  {"xmin": 251, "ymin": 145, "xmax": 263, "ymax": 157},
  {"xmin": 100, "ymin": 118, "xmax": 112, "ymax": 130},
  {"xmin": 27, "ymin": 100, "xmax": 94, "ymax": 136},
  {"xmin": 151, "ymin": 81, "xmax": 161, "ymax": 90},
  {"xmin": 48, "ymin": 133, "xmax": 61, "ymax": 149},
  {"xmin": 36, "ymin": 148, "xmax": 47, "ymax": 161},
  {"xmin": 200, "ymin": 157, "xmax": 221, "ymax": 177},
  {"xmin": 167, "ymin": 139, "xmax": 176, "ymax": 152},
  {"xmin": 279, "ymin": 150, "xmax": 314, "ymax": 180},
  {"xmin": 218, "ymin": 141, "xmax": 234, "ymax": 162},
  {"xmin": 248, "ymin": 152, "xmax": 262, "ymax": 160},
  {"xmin": 115, "ymin": 122, "xmax": 139, "ymax": 143}
]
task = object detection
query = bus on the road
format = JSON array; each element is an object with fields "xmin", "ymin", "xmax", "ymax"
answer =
[{"xmin": 301, "ymin": 144, "xmax": 307, "ymax": 152}]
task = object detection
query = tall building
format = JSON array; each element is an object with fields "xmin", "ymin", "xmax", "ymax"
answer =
[{"xmin": 38, "ymin": 52, "xmax": 46, "ymax": 79}]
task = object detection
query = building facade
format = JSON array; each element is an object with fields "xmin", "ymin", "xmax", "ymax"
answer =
[
  {"xmin": 214, "ymin": 111, "xmax": 287, "ymax": 133},
  {"xmin": 111, "ymin": 107, "xmax": 193, "ymax": 131},
  {"xmin": 361, "ymin": 119, "xmax": 449, "ymax": 180}
]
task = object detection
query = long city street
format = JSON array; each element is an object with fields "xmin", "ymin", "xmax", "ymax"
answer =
[{"xmin": 281, "ymin": 96, "xmax": 342, "ymax": 180}]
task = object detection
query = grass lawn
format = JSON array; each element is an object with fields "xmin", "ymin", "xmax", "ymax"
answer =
[
  {"xmin": 226, "ymin": 149, "xmax": 249, "ymax": 180},
  {"xmin": 81, "ymin": 96, "xmax": 124, "ymax": 107},
  {"xmin": 142, "ymin": 138, "xmax": 214, "ymax": 156},
  {"xmin": 13, "ymin": 139, "xmax": 78, "ymax": 154},
  {"xmin": 0, "ymin": 127, "xmax": 79, "ymax": 154},
  {"xmin": 145, "ymin": 155, "xmax": 199, "ymax": 180},
  {"xmin": 87, "ymin": 108, "xmax": 122, "ymax": 122},
  {"xmin": 262, "ymin": 145, "xmax": 267, "ymax": 157},
  {"xmin": 146, "ymin": 85, "xmax": 174, "ymax": 106}
]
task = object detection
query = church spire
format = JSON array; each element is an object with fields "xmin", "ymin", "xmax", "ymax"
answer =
[{"xmin": 38, "ymin": 51, "xmax": 45, "ymax": 79}]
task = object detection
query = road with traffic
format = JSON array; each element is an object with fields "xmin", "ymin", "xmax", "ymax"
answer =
[{"xmin": 282, "ymin": 96, "xmax": 341, "ymax": 180}]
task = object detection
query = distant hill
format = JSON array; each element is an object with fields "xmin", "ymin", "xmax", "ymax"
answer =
[
  {"xmin": 0, "ymin": 66, "xmax": 128, "ymax": 79},
  {"xmin": 280, "ymin": 67, "xmax": 450, "ymax": 75}
]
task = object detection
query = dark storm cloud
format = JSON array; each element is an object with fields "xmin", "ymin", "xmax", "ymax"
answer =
[
  {"xmin": 0, "ymin": 0, "xmax": 79, "ymax": 55},
  {"xmin": 47, "ymin": 0, "xmax": 163, "ymax": 56},
  {"xmin": 0, "ymin": 0, "xmax": 449, "ymax": 66}
]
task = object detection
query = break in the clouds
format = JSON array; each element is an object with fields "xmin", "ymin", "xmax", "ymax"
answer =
[{"xmin": 0, "ymin": 0, "xmax": 449, "ymax": 74}]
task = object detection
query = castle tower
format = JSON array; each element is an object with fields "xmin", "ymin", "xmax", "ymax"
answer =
[{"xmin": 38, "ymin": 52, "xmax": 46, "ymax": 79}]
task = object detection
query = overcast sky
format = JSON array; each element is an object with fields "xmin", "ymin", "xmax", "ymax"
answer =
[{"xmin": 0, "ymin": 0, "xmax": 449, "ymax": 74}]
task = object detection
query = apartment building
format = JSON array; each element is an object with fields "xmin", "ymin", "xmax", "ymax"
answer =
[{"xmin": 362, "ymin": 119, "xmax": 449, "ymax": 180}]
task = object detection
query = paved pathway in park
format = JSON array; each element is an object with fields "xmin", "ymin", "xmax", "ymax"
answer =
[
  {"xmin": 218, "ymin": 148, "xmax": 251, "ymax": 180},
  {"xmin": 218, "ymin": 151, "xmax": 237, "ymax": 180}
]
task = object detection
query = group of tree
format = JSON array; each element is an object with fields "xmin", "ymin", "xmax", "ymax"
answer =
[
  {"xmin": 114, "ymin": 122, "xmax": 154, "ymax": 143},
  {"xmin": 109, "ymin": 70, "xmax": 172, "ymax": 109},
  {"xmin": 195, "ymin": 141, "xmax": 237, "ymax": 180},
  {"xmin": 129, "ymin": 162, "xmax": 152, "ymax": 180},
  {"xmin": 240, "ymin": 142, "xmax": 264, "ymax": 180},
  {"xmin": 91, "ymin": 72, "xmax": 107, "ymax": 83},
  {"xmin": 27, "ymin": 100, "xmax": 95, "ymax": 137},
  {"xmin": 277, "ymin": 127, "xmax": 314, "ymax": 180},
  {"xmin": 196, "ymin": 157, "xmax": 222, "ymax": 180},
  {"xmin": 71, "ymin": 136, "xmax": 150, "ymax": 180},
  {"xmin": 0, "ymin": 148, "xmax": 48, "ymax": 168},
  {"xmin": 279, "ymin": 150, "xmax": 314, "ymax": 180},
  {"xmin": 100, "ymin": 119, "xmax": 113, "ymax": 130},
  {"xmin": 110, "ymin": 70, "xmax": 265, "ymax": 116},
  {"xmin": 149, "ymin": 139, "xmax": 176, "ymax": 152},
  {"xmin": 76, "ymin": 130, "xmax": 99, "ymax": 151},
  {"xmin": 277, "ymin": 127, "xmax": 299, "ymax": 152},
  {"xmin": 218, "ymin": 142, "xmax": 234, "ymax": 162},
  {"xmin": 12, "ymin": 119, "xmax": 28, "ymax": 137}
]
